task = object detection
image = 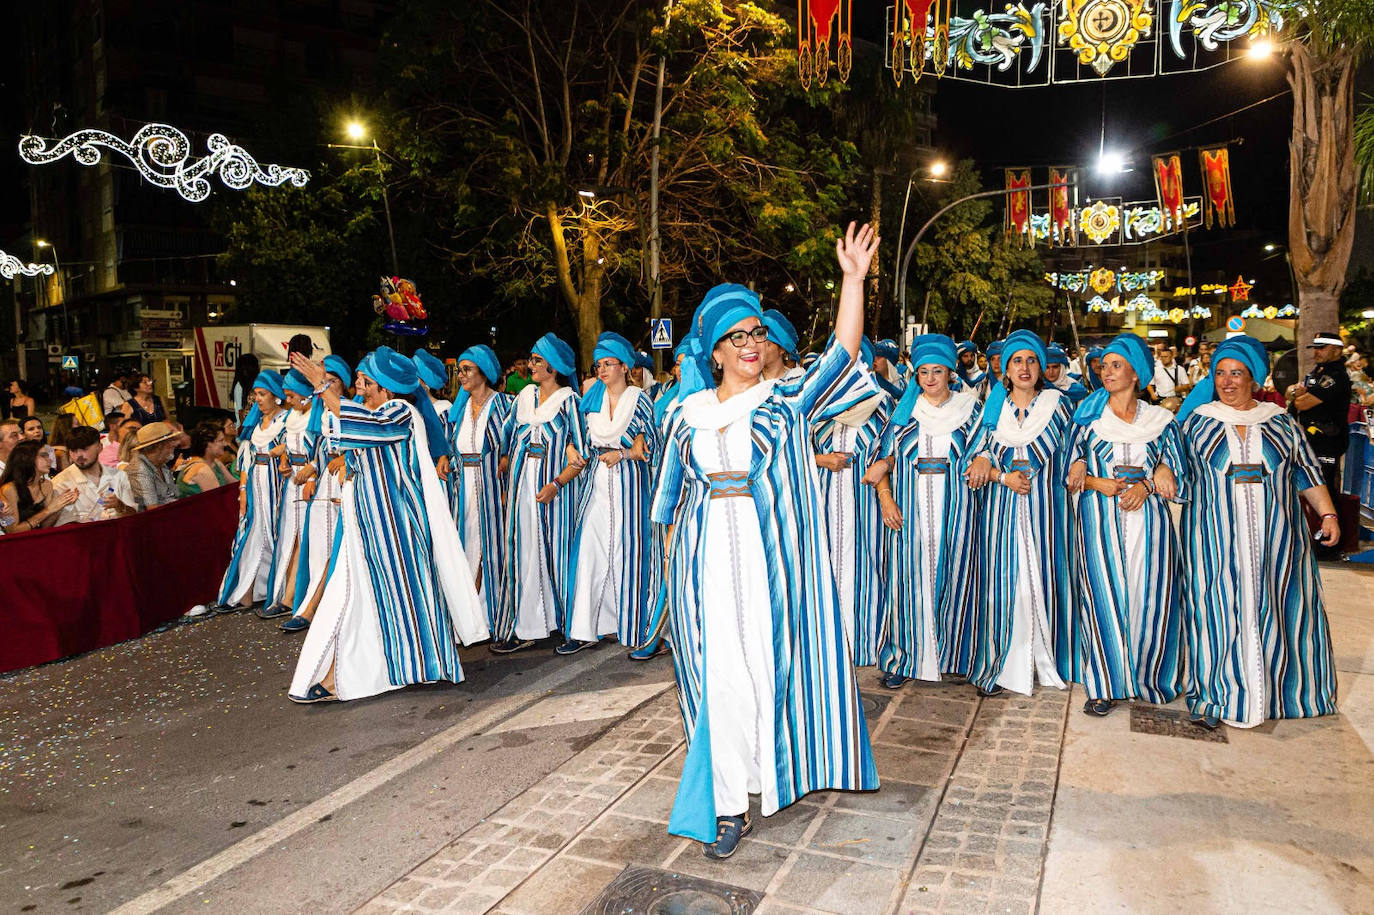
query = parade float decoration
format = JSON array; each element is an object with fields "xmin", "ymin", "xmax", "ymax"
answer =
[
  {"xmin": 372, "ymin": 276, "xmax": 430, "ymax": 337},
  {"xmin": 0, "ymin": 250, "xmax": 54, "ymax": 280},
  {"xmin": 19, "ymin": 123, "xmax": 310, "ymax": 203},
  {"xmin": 798, "ymin": 0, "xmax": 855, "ymax": 88}
]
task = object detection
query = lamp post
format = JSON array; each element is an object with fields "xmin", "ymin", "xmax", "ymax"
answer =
[
  {"xmin": 891, "ymin": 160, "xmax": 950, "ymax": 339},
  {"xmin": 35, "ymin": 239, "xmax": 67, "ymax": 351},
  {"xmin": 331, "ymin": 122, "xmax": 400, "ymax": 276}
]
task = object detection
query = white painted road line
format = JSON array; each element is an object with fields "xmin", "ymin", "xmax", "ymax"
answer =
[{"xmin": 111, "ymin": 649, "xmax": 625, "ymax": 915}]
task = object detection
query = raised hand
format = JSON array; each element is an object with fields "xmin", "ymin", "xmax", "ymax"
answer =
[{"xmin": 835, "ymin": 221, "xmax": 879, "ymax": 280}]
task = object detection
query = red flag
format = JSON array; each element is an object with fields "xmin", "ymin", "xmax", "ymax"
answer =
[
  {"xmin": 1152, "ymin": 154, "xmax": 1185, "ymax": 225},
  {"xmin": 1005, "ymin": 169, "xmax": 1032, "ymax": 246},
  {"xmin": 1049, "ymin": 167, "xmax": 1077, "ymax": 248},
  {"xmin": 891, "ymin": 0, "xmax": 938, "ymax": 85},
  {"xmin": 1199, "ymin": 146, "xmax": 1235, "ymax": 229},
  {"xmin": 799, "ymin": 0, "xmax": 853, "ymax": 88}
]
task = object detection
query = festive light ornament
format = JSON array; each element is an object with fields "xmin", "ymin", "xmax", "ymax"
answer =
[
  {"xmin": 19, "ymin": 123, "xmax": 310, "ymax": 203},
  {"xmin": 1079, "ymin": 200, "xmax": 1121, "ymax": 245},
  {"xmin": 1058, "ymin": 0, "xmax": 1153, "ymax": 76},
  {"xmin": 1229, "ymin": 274, "xmax": 1253, "ymax": 302},
  {"xmin": 1089, "ymin": 267, "xmax": 1116, "ymax": 294},
  {"xmin": 0, "ymin": 250, "xmax": 55, "ymax": 280},
  {"xmin": 798, "ymin": 0, "xmax": 854, "ymax": 89}
]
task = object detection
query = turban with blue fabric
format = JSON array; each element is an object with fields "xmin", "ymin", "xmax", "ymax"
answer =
[
  {"xmin": 1072, "ymin": 333, "xmax": 1154, "ymax": 424},
  {"xmin": 892, "ymin": 334, "xmax": 958, "ymax": 425},
  {"xmin": 583, "ymin": 331, "xmax": 638, "ymax": 413},
  {"xmin": 1177, "ymin": 335, "xmax": 1269, "ymax": 423},
  {"xmin": 980, "ymin": 329, "xmax": 1047, "ymax": 426},
  {"xmin": 448, "ymin": 345, "xmax": 504, "ymax": 421}
]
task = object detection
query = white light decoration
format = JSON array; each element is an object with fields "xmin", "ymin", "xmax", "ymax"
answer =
[
  {"xmin": 19, "ymin": 123, "xmax": 310, "ymax": 203},
  {"xmin": 0, "ymin": 249, "xmax": 55, "ymax": 280}
]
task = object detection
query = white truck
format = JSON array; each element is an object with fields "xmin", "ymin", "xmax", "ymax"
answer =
[{"xmin": 189, "ymin": 324, "xmax": 332, "ymax": 412}]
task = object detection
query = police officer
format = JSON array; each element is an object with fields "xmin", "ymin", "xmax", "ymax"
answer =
[{"xmin": 1288, "ymin": 332, "xmax": 1351, "ymax": 544}]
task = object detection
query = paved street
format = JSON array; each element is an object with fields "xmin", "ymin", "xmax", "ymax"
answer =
[{"xmin": 3, "ymin": 564, "xmax": 1373, "ymax": 914}]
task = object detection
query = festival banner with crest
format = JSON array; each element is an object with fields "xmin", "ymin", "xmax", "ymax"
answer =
[
  {"xmin": 798, "ymin": 0, "xmax": 854, "ymax": 89},
  {"xmin": 1005, "ymin": 169, "xmax": 1033, "ymax": 246},
  {"xmin": 1152, "ymin": 153, "xmax": 1186, "ymax": 224},
  {"xmin": 1199, "ymin": 145, "xmax": 1236, "ymax": 228},
  {"xmin": 1048, "ymin": 166, "xmax": 1078, "ymax": 247}
]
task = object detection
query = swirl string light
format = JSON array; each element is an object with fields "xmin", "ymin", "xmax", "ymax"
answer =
[{"xmin": 0, "ymin": 250, "xmax": 55, "ymax": 280}]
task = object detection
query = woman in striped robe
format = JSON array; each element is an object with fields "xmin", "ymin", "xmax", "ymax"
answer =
[
  {"xmin": 492, "ymin": 333, "xmax": 587, "ymax": 653},
  {"xmin": 260, "ymin": 370, "xmax": 321, "ymax": 620},
  {"xmin": 286, "ymin": 348, "xmax": 488, "ymax": 703},
  {"xmin": 561, "ymin": 332, "xmax": 659, "ymax": 655},
  {"xmin": 439, "ymin": 345, "xmax": 512, "ymax": 631},
  {"xmin": 654, "ymin": 223, "xmax": 880, "ymax": 859},
  {"xmin": 864, "ymin": 335, "xmax": 982, "ymax": 688},
  {"xmin": 1176, "ymin": 335, "xmax": 1340, "ymax": 730},
  {"xmin": 281, "ymin": 355, "xmax": 352, "ymax": 634},
  {"xmin": 813, "ymin": 339, "xmax": 892, "ymax": 667},
  {"xmin": 211, "ymin": 371, "xmax": 288, "ymax": 613},
  {"xmin": 963, "ymin": 330, "xmax": 1075, "ymax": 697},
  {"xmin": 1065, "ymin": 333, "xmax": 1185, "ymax": 717}
]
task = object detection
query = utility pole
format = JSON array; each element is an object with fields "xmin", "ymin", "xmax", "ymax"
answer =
[{"xmin": 647, "ymin": 0, "xmax": 675, "ymax": 375}]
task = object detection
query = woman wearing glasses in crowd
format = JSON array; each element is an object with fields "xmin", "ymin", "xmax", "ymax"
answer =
[
  {"xmin": 438, "ymin": 345, "xmax": 513, "ymax": 632},
  {"xmin": 650, "ymin": 223, "xmax": 880, "ymax": 859},
  {"xmin": 491, "ymin": 333, "xmax": 587, "ymax": 654},
  {"xmin": 560, "ymin": 332, "xmax": 658, "ymax": 656}
]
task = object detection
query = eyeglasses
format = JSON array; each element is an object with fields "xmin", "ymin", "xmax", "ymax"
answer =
[
  {"xmin": 528, "ymin": 355, "xmax": 546, "ymax": 367},
  {"xmin": 456, "ymin": 364, "xmax": 477, "ymax": 375},
  {"xmin": 721, "ymin": 327, "xmax": 769, "ymax": 348},
  {"xmin": 594, "ymin": 359, "xmax": 623, "ymax": 372}
]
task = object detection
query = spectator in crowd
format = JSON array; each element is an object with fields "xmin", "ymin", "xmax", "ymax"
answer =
[
  {"xmin": 503, "ymin": 356, "xmax": 534, "ymax": 395},
  {"xmin": 229, "ymin": 354, "xmax": 261, "ymax": 423},
  {"xmin": 102, "ymin": 373, "xmax": 134, "ymax": 416},
  {"xmin": 21, "ymin": 416, "xmax": 44, "ymax": 442},
  {"xmin": 1348, "ymin": 352, "xmax": 1374, "ymax": 407},
  {"xmin": 49, "ymin": 414, "xmax": 76, "ymax": 472},
  {"xmin": 126, "ymin": 421, "xmax": 180, "ymax": 510},
  {"xmin": 101, "ymin": 417, "xmax": 141, "ymax": 467},
  {"xmin": 120, "ymin": 374, "xmax": 168, "ymax": 424},
  {"xmin": 7, "ymin": 381, "xmax": 36, "ymax": 420},
  {"xmin": 1149, "ymin": 345, "xmax": 1190, "ymax": 404},
  {"xmin": 50, "ymin": 425, "xmax": 124, "ymax": 524},
  {"xmin": 177, "ymin": 420, "xmax": 237, "ymax": 495},
  {"xmin": 1188, "ymin": 345, "xmax": 1213, "ymax": 385},
  {"xmin": 0, "ymin": 419, "xmax": 21, "ymax": 475},
  {"xmin": 0, "ymin": 440, "xmax": 77, "ymax": 533}
]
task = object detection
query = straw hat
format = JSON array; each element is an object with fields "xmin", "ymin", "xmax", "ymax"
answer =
[{"xmin": 132, "ymin": 421, "xmax": 179, "ymax": 450}]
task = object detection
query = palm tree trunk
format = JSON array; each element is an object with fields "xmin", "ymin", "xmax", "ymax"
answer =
[
  {"xmin": 1288, "ymin": 41, "xmax": 1358, "ymax": 373},
  {"xmin": 868, "ymin": 170, "xmax": 883, "ymax": 340}
]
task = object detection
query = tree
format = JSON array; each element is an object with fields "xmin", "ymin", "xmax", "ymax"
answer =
[{"xmin": 1284, "ymin": 0, "xmax": 1374, "ymax": 369}]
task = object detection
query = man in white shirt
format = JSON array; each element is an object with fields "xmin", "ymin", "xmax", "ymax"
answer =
[
  {"xmin": 51, "ymin": 426, "xmax": 122, "ymax": 524},
  {"xmin": 0, "ymin": 419, "xmax": 20, "ymax": 476},
  {"xmin": 102, "ymin": 374, "xmax": 133, "ymax": 417},
  {"xmin": 1149, "ymin": 346, "xmax": 1189, "ymax": 401}
]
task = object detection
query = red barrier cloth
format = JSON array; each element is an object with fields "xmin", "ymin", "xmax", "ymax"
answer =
[{"xmin": 0, "ymin": 485, "xmax": 239, "ymax": 673}]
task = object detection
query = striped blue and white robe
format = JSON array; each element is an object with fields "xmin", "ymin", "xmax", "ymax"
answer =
[
  {"xmin": 1067, "ymin": 403, "xmax": 1185, "ymax": 704},
  {"xmin": 963, "ymin": 390, "xmax": 1077, "ymax": 694},
  {"xmin": 875, "ymin": 390, "xmax": 982, "ymax": 682},
  {"xmin": 289, "ymin": 398, "xmax": 488, "ymax": 701},
  {"xmin": 217, "ymin": 411, "xmax": 287, "ymax": 606},
  {"xmin": 445, "ymin": 392, "xmax": 514, "ymax": 629},
  {"xmin": 813, "ymin": 393, "xmax": 892, "ymax": 666},
  {"xmin": 495, "ymin": 385, "xmax": 587, "ymax": 641},
  {"xmin": 1178, "ymin": 403, "xmax": 1339, "ymax": 727},
  {"xmin": 567, "ymin": 387, "xmax": 660, "ymax": 646},
  {"xmin": 652, "ymin": 340, "xmax": 880, "ymax": 843},
  {"xmin": 264, "ymin": 404, "xmax": 317, "ymax": 609},
  {"xmin": 297, "ymin": 402, "xmax": 343, "ymax": 614}
]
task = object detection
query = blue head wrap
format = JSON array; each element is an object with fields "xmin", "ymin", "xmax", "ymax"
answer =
[
  {"xmin": 323, "ymin": 354, "xmax": 352, "ymax": 385},
  {"xmin": 1046, "ymin": 343, "xmax": 1069, "ymax": 367},
  {"xmin": 635, "ymin": 350, "xmax": 655, "ymax": 371},
  {"xmin": 892, "ymin": 334, "xmax": 958, "ymax": 425},
  {"xmin": 361, "ymin": 347, "xmax": 446, "ymax": 461},
  {"xmin": 874, "ymin": 338, "xmax": 900, "ymax": 364},
  {"xmin": 1072, "ymin": 333, "xmax": 1155, "ymax": 424},
  {"xmin": 677, "ymin": 283, "xmax": 763, "ymax": 401},
  {"xmin": 981, "ymin": 330, "xmax": 1048, "ymax": 426},
  {"xmin": 284, "ymin": 368, "xmax": 314, "ymax": 399},
  {"xmin": 762, "ymin": 309, "xmax": 799, "ymax": 359},
  {"xmin": 1081, "ymin": 345, "xmax": 1106, "ymax": 390},
  {"xmin": 238, "ymin": 370, "xmax": 286, "ymax": 441},
  {"xmin": 584, "ymin": 332, "xmax": 638, "ymax": 413},
  {"xmin": 448, "ymin": 344, "xmax": 504, "ymax": 421},
  {"xmin": 653, "ymin": 338, "xmax": 698, "ymax": 424},
  {"xmin": 1177, "ymin": 335, "xmax": 1269, "ymax": 423},
  {"xmin": 956, "ymin": 340, "xmax": 977, "ymax": 357},
  {"xmin": 412, "ymin": 350, "xmax": 448, "ymax": 392},
  {"xmin": 987, "ymin": 340, "xmax": 1005, "ymax": 360},
  {"xmin": 532, "ymin": 333, "xmax": 577, "ymax": 381}
]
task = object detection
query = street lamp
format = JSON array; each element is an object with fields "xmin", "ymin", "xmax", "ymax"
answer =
[
  {"xmin": 35, "ymin": 239, "xmax": 68, "ymax": 350},
  {"xmin": 1097, "ymin": 151, "xmax": 1128, "ymax": 175},
  {"xmin": 1264, "ymin": 243, "xmax": 1277, "ymax": 252},
  {"xmin": 329, "ymin": 121, "xmax": 399, "ymax": 275},
  {"xmin": 1248, "ymin": 37, "xmax": 1275, "ymax": 59},
  {"xmin": 929, "ymin": 160, "xmax": 949, "ymax": 179}
]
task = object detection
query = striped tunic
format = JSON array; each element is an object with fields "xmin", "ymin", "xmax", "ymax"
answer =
[
  {"xmin": 297, "ymin": 403, "xmax": 343, "ymax": 612},
  {"xmin": 1067, "ymin": 405, "xmax": 1185, "ymax": 703},
  {"xmin": 217, "ymin": 411, "xmax": 287, "ymax": 606},
  {"xmin": 567, "ymin": 387, "xmax": 660, "ymax": 646},
  {"xmin": 495, "ymin": 386, "xmax": 587, "ymax": 641},
  {"xmin": 875, "ymin": 392, "xmax": 982, "ymax": 681},
  {"xmin": 813, "ymin": 395, "xmax": 892, "ymax": 666},
  {"xmin": 265, "ymin": 405, "xmax": 317, "ymax": 608},
  {"xmin": 1179, "ymin": 406, "xmax": 1338, "ymax": 726},
  {"xmin": 652, "ymin": 340, "xmax": 879, "ymax": 843},
  {"xmin": 289, "ymin": 399, "xmax": 487, "ymax": 701},
  {"xmin": 446, "ymin": 392, "xmax": 513, "ymax": 628},
  {"xmin": 962, "ymin": 391, "xmax": 1077, "ymax": 694}
]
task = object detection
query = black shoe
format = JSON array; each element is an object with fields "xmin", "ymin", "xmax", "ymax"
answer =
[
  {"xmin": 490, "ymin": 638, "xmax": 535, "ymax": 655},
  {"xmin": 976, "ymin": 685, "xmax": 1004, "ymax": 698},
  {"xmin": 209, "ymin": 602, "xmax": 241, "ymax": 615},
  {"xmin": 256, "ymin": 603, "xmax": 293, "ymax": 620},
  {"xmin": 280, "ymin": 615, "xmax": 310, "ymax": 633},
  {"xmin": 289, "ymin": 683, "xmax": 337, "ymax": 704},
  {"xmin": 702, "ymin": 814, "xmax": 753, "ymax": 860},
  {"xmin": 880, "ymin": 672, "xmax": 908, "ymax": 690},
  {"xmin": 1189, "ymin": 712, "xmax": 1221, "ymax": 731},
  {"xmin": 555, "ymin": 639, "xmax": 590, "ymax": 656},
  {"xmin": 1083, "ymin": 698, "xmax": 1114, "ymax": 717}
]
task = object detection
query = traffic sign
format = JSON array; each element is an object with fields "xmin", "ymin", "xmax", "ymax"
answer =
[
  {"xmin": 1226, "ymin": 316, "xmax": 1245, "ymax": 333},
  {"xmin": 1184, "ymin": 335, "xmax": 1197, "ymax": 347},
  {"xmin": 650, "ymin": 318, "xmax": 673, "ymax": 350},
  {"xmin": 61, "ymin": 355, "xmax": 79, "ymax": 371}
]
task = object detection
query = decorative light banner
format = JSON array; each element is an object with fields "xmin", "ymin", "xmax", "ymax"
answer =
[
  {"xmin": 882, "ymin": 0, "xmax": 1292, "ymax": 86},
  {"xmin": 1028, "ymin": 196, "xmax": 1201, "ymax": 246},
  {"xmin": 1045, "ymin": 266, "xmax": 1165, "ymax": 295},
  {"xmin": 1241, "ymin": 303, "xmax": 1298, "ymax": 319},
  {"xmin": 798, "ymin": 0, "xmax": 855, "ymax": 89},
  {"xmin": 1172, "ymin": 282, "xmax": 1230, "ymax": 296},
  {"xmin": 0, "ymin": 250, "xmax": 55, "ymax": 280},
  {"xmin": 1140, "ymin": 303, "xmax": 1214, "ymax": 322},
  {"xmin": 19, "ymin": 123, "xmax": 310, "ymax": 203}
]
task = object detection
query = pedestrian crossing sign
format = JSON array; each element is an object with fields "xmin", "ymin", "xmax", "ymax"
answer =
[
  {"xmin": 650, "ymin": 318, "xmax": 673, "ymax": 350},
  {"xmin": 61, "ymin": 355, "xmax": 79, "ymax": 371}
]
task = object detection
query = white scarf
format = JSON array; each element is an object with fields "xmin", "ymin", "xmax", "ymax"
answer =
[
  {"xmin": 586, "ymin": 385, "xmax": 642, "ymax": 442},
  {"xmin": 1090, "ymin": 400, "xmax": 1175, "ymax": 445},
  {"xmin": 1194, "ymin": 400, "xmax": 1286, "ymax": 426},
  {"xmin": 913, "ymin": 389, "xmax": 979, "ymax": 437},
  {"xmin": 993, "ymin": 388, "xmax": 1064, "ymax": 448},
  {"xmin": 515, "ymin": 384, "xmax": 574, "ymax": 426},
  {"xmin": 1050, "ymin": 374, "xmax": 1072, "ymax": 392},
  {"xmin": 681, "ymin": 379, "xmax": 778, "ymax": 431},
  {"xmin": 835, "ymin": 391, "xmax": 886, "ymax": 427},
  {"xmin": 251, "ymin": 410, "xmax": 285, "ymax": 449}
]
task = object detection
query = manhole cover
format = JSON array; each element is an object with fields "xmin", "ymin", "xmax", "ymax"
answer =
[
  {"xmin": 1129, "ymin": 705, "xmax": 1228, "ymax": 743},
  {"xmin": 860, "ymin": 693, "xmax": 891, "ymax": 718},
  {"xmin": 581, "ymin": 865, "xmax": 761, "ymax": 915}
]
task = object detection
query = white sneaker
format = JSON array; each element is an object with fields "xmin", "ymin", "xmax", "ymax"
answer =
[{"xmin": 185, "ymin": 604, "xmax": 212, "ymax": 618}]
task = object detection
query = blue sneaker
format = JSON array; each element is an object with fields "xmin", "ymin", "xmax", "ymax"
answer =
[
  {"xmin": 1189, "ymin": 712, "xmax": 1221, "ymax": 731},
  {"xmin": 280, "ymin": 615, "xmax": 310, "ymax": 633},
  {"xmin": 881, "ymin": 672, "xmax": 908, "ymax": 690},
  {"xmin": 490, "ymin": 638, "xmax": 535, "ymax": 655},
  {"xmin": 628, "ymin": 641, "xmax": 670, "ymax": 661},
  {"xmin": 555, "ymin": 639, "xmax": 590, "ymax": 656},
  {"xmin": 702, "ymin": 814, "xmax": 752, "ymax": 860},
  {"xmin": 255, "ymin": 603, "xmax": 292, "ymax": 620}
]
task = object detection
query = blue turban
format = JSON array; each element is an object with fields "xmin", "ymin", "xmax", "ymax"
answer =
[
  {"xmin": 448, "ymin": 344, "xmax": 504, "ymax": 422},
  {"xmin": 1046, "ymin": 343, "xmax": 1070, "ymax": 367},
  {"xmin": 635, "ymin": 350, "xmax": 655, "ymax": 371},
  {"xmin": 677, "ymin": 283, "xmax": 764, "ymax": 400},
  {"xmin": 892, "ymin": 334, "xmax": 958, "ymax": 425},
  {"xmin": 981, "ymin": 329, "xmax": 1047, "ymax": 426},
  {"xmin": 1177, "ymin": 335, "xmax": 1269, "ymax": 423},
  {"xmin": 323, "ymin": 354, "xmax": 351, "ymax": 384},
  {"xmin": 238, "ymin": 370, "xmax": 287, "ymax": 441},
  {"xmin": 987, "ymin": 340, "xmax": 1005, "ymax": 360},
  {"xmin": 874, "ymin": 338, "xmax": 900, "ymax": 364},
  {"xmin": 361, "ymin": 346, "xmax": 446, "ymax": 461},
  {"xmin": 284, "ymin": 368, "xmax": 314, "ymax": 399},
  {"xmin": 859, "ymin": 336, "xmax": 901, "ymax": 398},
  {"xmin": 762, "ymin": 309, "xmax": 799, "ymax": 359},
  {"xmin": 532, "ymin": 332, "xmax": 577, "ymax": 381},
  {"xmin": 412, "ymin": 350, "xmax": 449, "ymax": 392},
  {"xmin": 584, "ymin": 331, "xmax": 638, "ymax": 413},
  {"xmin": 1072, "ymin": 333, "xmax": 1154, "ymax": 424},
  {"xmin": 956, "ymin": 340, "xmax": 977, "ymax": 357}
]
